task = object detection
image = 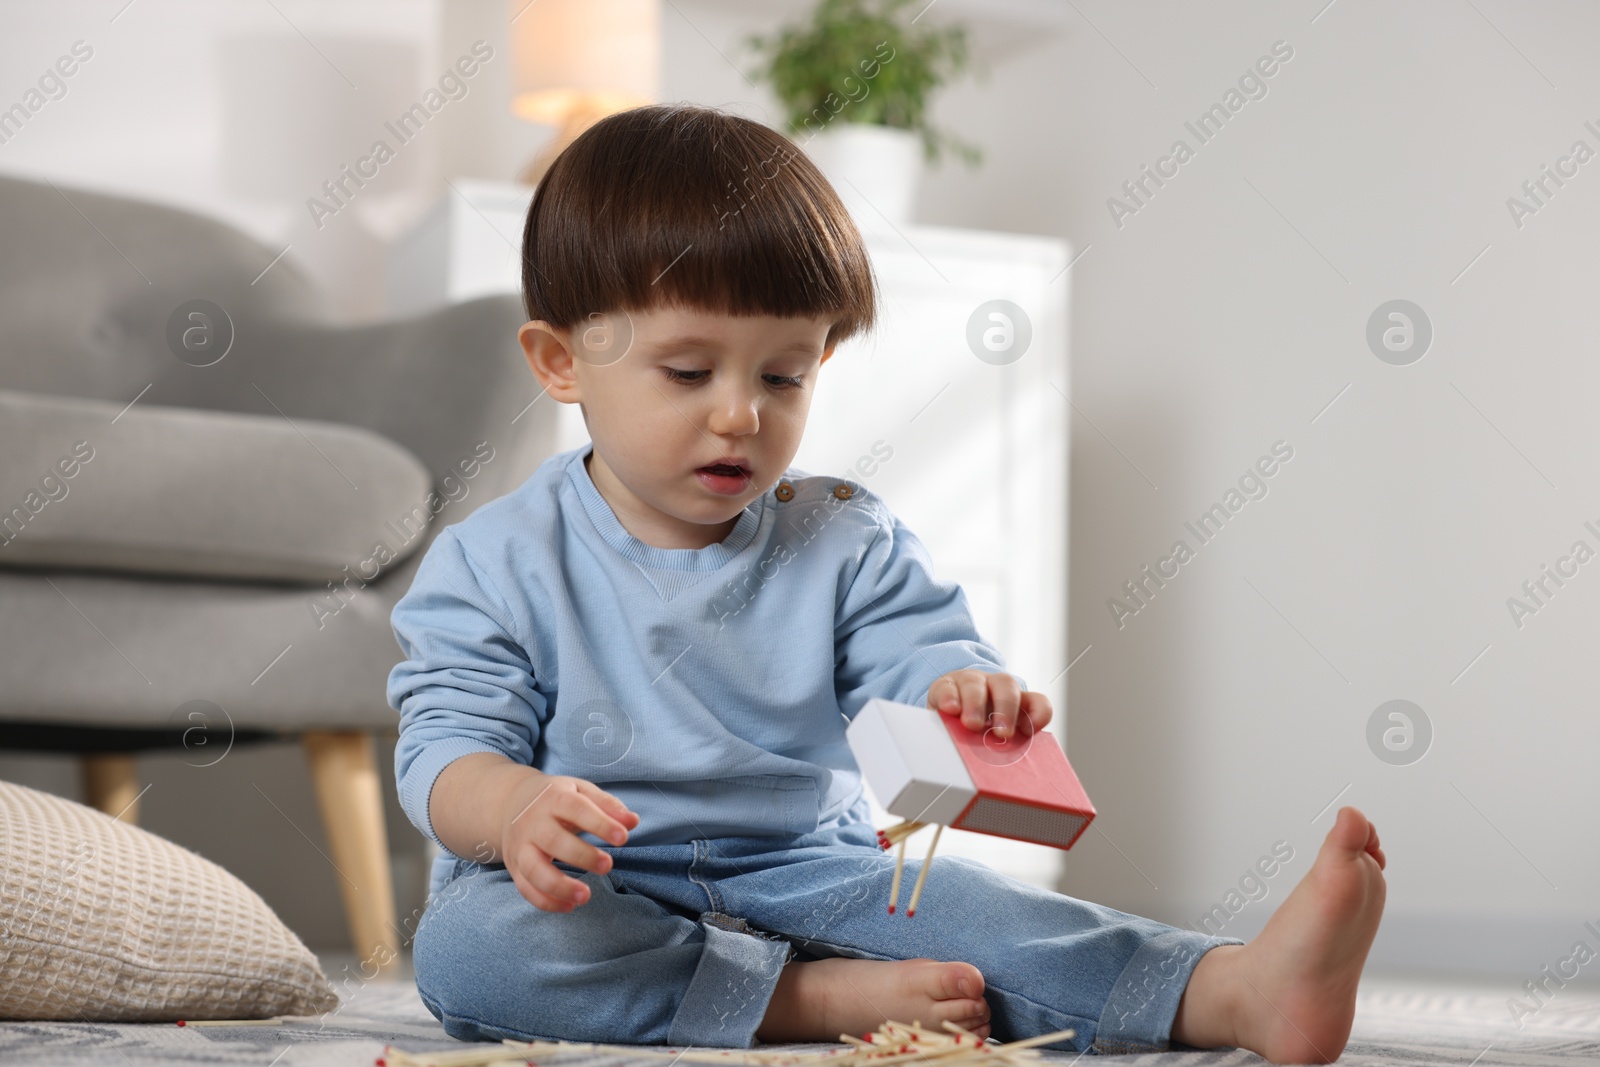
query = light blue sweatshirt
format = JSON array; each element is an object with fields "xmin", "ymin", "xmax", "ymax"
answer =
[{"xmin": 388, "ymin": 443, "xmax": 1017, "ymax": 895}]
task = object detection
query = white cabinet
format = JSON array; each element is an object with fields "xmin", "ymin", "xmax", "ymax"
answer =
[{"xmin": 391, "ymin": 179, "xmax": 1073, "ymax": 890}]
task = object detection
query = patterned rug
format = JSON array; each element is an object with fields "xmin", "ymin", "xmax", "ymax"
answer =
[{"xmin": 1, "ymin": 971, "xmax": 1595, "ymax": 1066}]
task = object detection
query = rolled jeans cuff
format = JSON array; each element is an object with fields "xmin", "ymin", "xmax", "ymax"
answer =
[
  {"xmin": 668, "ymin": 912, "xmax": 794, "ymax": 1047},
  {"xmin": 1093, "ymin": 929, "xmax": 1241, "ymax": 1053}
]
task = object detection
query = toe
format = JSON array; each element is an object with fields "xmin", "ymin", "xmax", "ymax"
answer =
[
  {"xmin": 937, "ymin": 997, "xmax": 991, "ymax": 1036},
  {"xmin": 929, "ymin": 961, "xmax": 985, "ymax": 1001},
  {"xmin": 1365, "ymin": 825, "xmax": 1387, "ymax": 870},
  {"xmin": 1327, "ymin": 807, "xmax": 1372, "ymax": 855}
]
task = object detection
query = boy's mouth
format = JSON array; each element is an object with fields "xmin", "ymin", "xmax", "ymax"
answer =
[{"xmin": 695, "ymin": 459, "xmax": 752, "ymax": 496}]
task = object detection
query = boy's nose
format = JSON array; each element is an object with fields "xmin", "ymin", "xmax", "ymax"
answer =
[{"xmin": 706, "ymin": 389, "xmax": 760, "ymax": 436}]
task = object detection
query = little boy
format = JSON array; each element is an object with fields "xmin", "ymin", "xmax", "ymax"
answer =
[{"xmin": 388, "ymin": 104, "xmax": 1386, "ymax": 1062}]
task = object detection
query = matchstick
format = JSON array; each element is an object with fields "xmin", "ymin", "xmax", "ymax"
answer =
[
  {"xmin": 176, "ymin": 1017, "xmax": 284, "ymax": 1027},
  {"xmin": 878, "ymin": 819, "xmax": 926, "ymax": 848},
  {"xmin": 905, "ymin": 824, "xmax": 943, "ymax": 917},
  {"xmin": 380, "ymin": 1016, "xmax": 1077, "ymax": 1067},
  {"xmin": 887, "ymin": 835, "xmax": 907, "ymax": 913}
]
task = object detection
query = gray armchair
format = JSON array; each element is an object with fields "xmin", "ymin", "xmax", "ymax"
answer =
[{"xmin": 0, "ymin": 174, "xmax": 555, "ymax": 970}]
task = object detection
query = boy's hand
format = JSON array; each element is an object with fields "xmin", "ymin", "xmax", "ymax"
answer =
[
  {"xmin": 499, "ymin": 771, "xmax": 640, "ymax": 913},
  {"xmin": 927, "ymin": 669, "xmax": 1053, "ymax": 739}
]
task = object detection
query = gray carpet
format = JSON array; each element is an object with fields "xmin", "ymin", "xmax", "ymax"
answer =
[{"xmin": 0, "ymin": 969, "xmax": 1594, "ymax": 1066}]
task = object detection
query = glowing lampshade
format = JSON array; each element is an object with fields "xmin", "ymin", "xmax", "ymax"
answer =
[{"xmin": 508, "ymin": 0, "xmax": 660, "ymax": 184}]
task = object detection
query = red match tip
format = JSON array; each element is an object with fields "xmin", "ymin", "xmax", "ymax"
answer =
[
  {"xmin": 863, "ymin": 1033, "xmax": 873, "ymax": 1041},
  {"xmin": 176, "ymin": 1020, "xmax": 186, "ymax": 1027},
  {"xmin": 906, "ymin": 908, "xmax": 916, "ymax": 917},
  {"xmin": 887, "ymin": 904, "xmax": 895, "ymax": 913}
]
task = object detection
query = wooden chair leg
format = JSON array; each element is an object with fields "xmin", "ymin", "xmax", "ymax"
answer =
[
  {"xmin": 303, "ymin": 731, "xmax": 400, "ymax": 975},
  {"xmin": 81, "ymin": 754, "xmax": 141, "ymax": 823}
]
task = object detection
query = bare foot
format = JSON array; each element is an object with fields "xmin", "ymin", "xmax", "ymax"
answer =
[
  {"xmin": 755, "ymin": 957, "xmax": 990, "ymax": 1043},
  {"xmin": 1173, "ymin": 806, "xmax": 1387, "ymax": 1064}
]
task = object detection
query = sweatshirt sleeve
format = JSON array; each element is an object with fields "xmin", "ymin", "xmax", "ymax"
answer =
[
  {"xmin": 387, "ymin": 527, "xmax": 548, "ymax": 855},
  {"xmin": 833, "ymin": 501, "xmax": 1021, "ymax": 719}
]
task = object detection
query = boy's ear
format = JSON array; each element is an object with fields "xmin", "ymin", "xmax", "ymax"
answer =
[
  {"xmin": 820, "ymin": 344, "xmax": 836, "ymax": 366},
  {"xmin": 518, "ymin": 320, "xmax": 583, "ymax": 404}
]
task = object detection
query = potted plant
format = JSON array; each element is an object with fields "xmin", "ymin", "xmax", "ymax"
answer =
[{"xmin": 747, "ymin": 0, "xmax": 982, "ymax": 226}]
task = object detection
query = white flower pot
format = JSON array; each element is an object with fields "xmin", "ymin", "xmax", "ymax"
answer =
[{"xmin": 800, "ymin": 123, "xmax": 921, "ymax": 229}]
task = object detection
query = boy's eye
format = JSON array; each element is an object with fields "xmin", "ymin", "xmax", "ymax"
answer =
[{"xmin": 660, "ymin": 367, "xmax": 806, "ymax": 389}]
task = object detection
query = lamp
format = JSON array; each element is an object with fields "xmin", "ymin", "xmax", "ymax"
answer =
[{"xmin": 509, "ymin": 0, "xmax": 661, "ymax": 187}]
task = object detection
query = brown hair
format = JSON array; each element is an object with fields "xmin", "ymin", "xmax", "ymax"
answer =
[{"xmin": 520, "ymin": 104, "xmax": 877, "ymax": 352}]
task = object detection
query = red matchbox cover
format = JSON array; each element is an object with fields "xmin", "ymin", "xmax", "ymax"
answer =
[{"xmin": 938, "ymin": 710, "xmax": 1097, "ymax": 850}]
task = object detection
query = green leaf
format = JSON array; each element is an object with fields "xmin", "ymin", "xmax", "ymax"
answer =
[{"xmin": 744, "ymin": 0, "xmax": 983, "ymax": 169}]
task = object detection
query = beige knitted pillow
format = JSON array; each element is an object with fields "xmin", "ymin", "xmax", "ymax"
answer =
[{"xmin": 0, "ymin": 780, "xmax": 339, "ymax": 1020}]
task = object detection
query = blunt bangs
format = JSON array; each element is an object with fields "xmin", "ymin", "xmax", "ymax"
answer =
[{"xmin": 520, "ymin": 104, "xmax": 877, "ymax": 352}]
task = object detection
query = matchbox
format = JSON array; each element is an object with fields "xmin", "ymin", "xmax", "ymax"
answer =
[{"xmin": 846, "ymin": 697, "xmax": 1096, "ymax": 849}]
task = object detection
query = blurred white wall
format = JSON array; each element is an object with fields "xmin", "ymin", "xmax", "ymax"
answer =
[
  {"xmin": 2, "ymin": 0, "xmax": 1596, "ymax": 982},
  {"xmin": 663, "ymin": 0, "xmax": 1600, "ymax": 982}
]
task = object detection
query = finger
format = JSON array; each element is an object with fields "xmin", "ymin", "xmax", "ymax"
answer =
[
  {"xmin": 518, "ymin": 848, "xmax": 592, "ymax": 906},
  {"xmin": 928, "ymin": 675, "xmax": 961, "ymax": 713},
  {"xmin": 957, "ymin": 671, "xmax": 989, "ymax": 731},
  {"xmin": 576, "ymin": 779, "xmax": 641, "ymax": 830},
  {"xmin": 510, "ymin": 865, "xmax": 575, "ymax": 913},
  {"xmin": 987, "ymin": 674, "xmax": 1023, "ymax": 738},
  {"xmin": 511, "ymin": 849, "xmax": 585, "ymax": 910},
  {"xmin": 536, "ymin": 822, "xmax": 615, "ymax": 876},
  {"xmin": 554, "ymin": 790, "xmax": 632, "ymax": 847},
  {"xmin": 1017, "ymin": 691, "xmax": 1053, "ymax": 734},
  {"xmin": 505, "ymin": 778, "xmax": 559, "ymax": 830}
]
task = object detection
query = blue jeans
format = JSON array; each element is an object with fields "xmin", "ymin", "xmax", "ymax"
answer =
[{"xmin": 412, "ymin": 821, "xmax": 1238, "ymax": 1053}]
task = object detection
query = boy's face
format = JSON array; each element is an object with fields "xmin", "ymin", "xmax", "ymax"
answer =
[{"xmin": 519, "ymin": 302, "xmax": 835, "ymax": 549}]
